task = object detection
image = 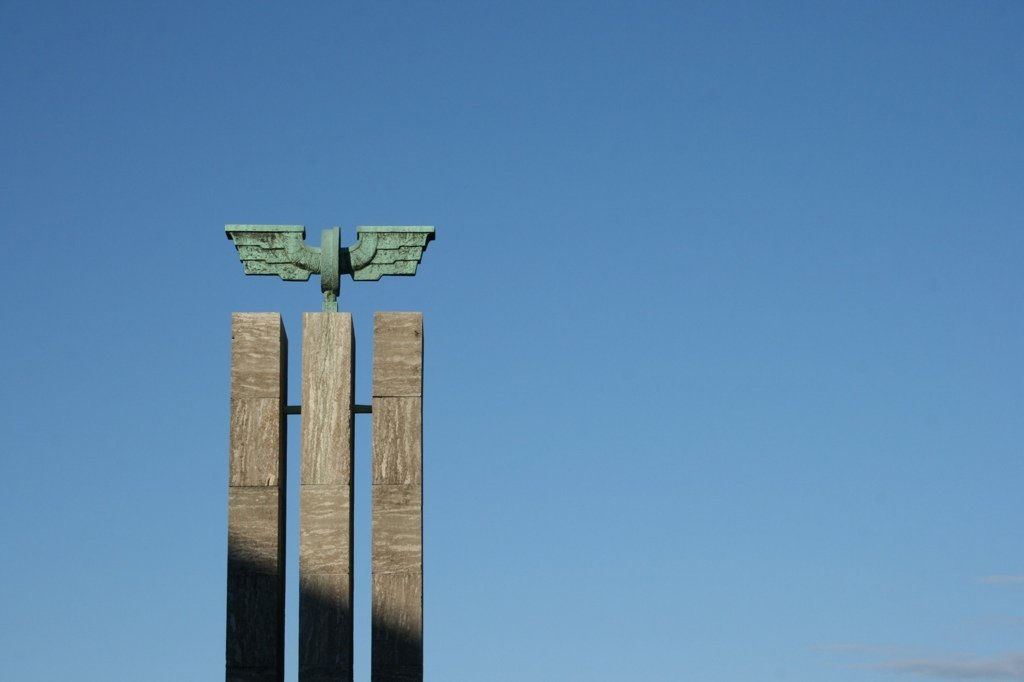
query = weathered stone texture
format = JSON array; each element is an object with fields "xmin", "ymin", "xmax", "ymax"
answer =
[
  {"xmin": 372, "ymin": 313, "xmax": 423, "ymax": 397},
  {"xmin": 300, "ymin": 312, "xmax": 355, "ymax": 682},
  {"xmin": 372, "ymin": 397, "xmax": 422, "ymax": 485},
  {"xmin": 299, "ymin": 572, "xmax": 354, "ymax": 678},
  {"xmin": 372, "ymin": 313, "xmax": 423, "ymax": 681},
  {"xmin": 371, "ymin": 573, "xmax": 423, "ymax": 682},
  {"xmin": 372, "ymin": 485, "xmax": 422, "ymax": 574},
  {"xmin": 231, "ymin": 314, "xmax": 287, "ymax": 399},
  {"xmin": 227, "ymin": 313, "xmax": 287, "ymax": 682},
  {"xmin": 226, "ymin": 574, "xmax": 283, "ymax": 667},
  {"xmin": 229, "ymin": 398, "xmax": 284, "ymax": 486},
  {"xmin": 228, "ymin": 487, "xmax": 284, "ymax": 574},
  {"xmin": 226, "ymin": 669, "xmax": 283, "ymax": 682},
  {"xmin": 300, "ymin": 485, "xmax": 351, "ymax": 574},
  {"xmin": 301, "ymin": 313, "xmax": 354, "ymax": 485}
]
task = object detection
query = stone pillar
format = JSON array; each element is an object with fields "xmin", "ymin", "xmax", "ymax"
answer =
[
  {"xmin": 227, "ymin": 313, "xmax": 287, "ymax": 682},
  {"xmin": 299, "ymin": 312, "xmax": 355, "ymax": 681},
  {"xmin": 371, "ymin": 313, "xmax": 424, "ymax": 682}
]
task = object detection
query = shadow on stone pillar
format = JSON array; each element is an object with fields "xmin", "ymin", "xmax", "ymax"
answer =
[
  {"xmin": 371, "ymin": 312, "xmax": 424, "ymax": 682},
  {"xmin": 299, "ymin": 312, "xmax": 355, "ymax": 682},
  {"xmin": 227, "ymin": 313, "xmax": 287, "ymax": 682}
]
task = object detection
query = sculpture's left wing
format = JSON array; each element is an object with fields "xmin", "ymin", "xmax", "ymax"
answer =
[
  {"xmin": 225, "ymin": 225, "xmax": 321, "ymax": 281},
  {"xmin": 345, "ymin": 226, "xmax": 436, "ymax": 281}
]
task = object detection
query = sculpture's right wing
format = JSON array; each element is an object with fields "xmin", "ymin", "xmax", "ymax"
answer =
[
  {"xmin": 225, "ymin": 225, "xmax": 321, "ymax": 281},
  {"xmin": 346, "ymin": 226, "xmax": 435, "ymax": 281}
]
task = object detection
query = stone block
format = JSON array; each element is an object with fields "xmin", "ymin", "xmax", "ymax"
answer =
[
  {"xmin": 300, "ymin": 485, "xmax": 351, "ymax": 574},
  {"xmin": 299, "ymin": 572, "xmax": 353, "ymax": 676},
  {"xmin": 226, "ymin": 573, "xmax": 284, "ymax": 669},
  {"xmin": 231, "ymin": 313, "xmax": 286, "ymax": 399},
  {"xmin": 372, "ymin": 313, "xmax": 422, "ymax": 397},
  {"xmin": 371, "ymin": 572, "xmax": 422, "ymax": 681},
  {"xmin": 371, "ymin": 397, "xmax": 422, "ymax": 485},
  {"xmin": 301, "ymin": 313, "xmax": 354, "ymax": 485},
  {"xmin": 228, "ymin": 487, "xmax": 283, "ymax": 575},
  {"xmin": 372, "ymin": 485, "xmax": 422, "ymax": 574},
  {"xmin": 229, "ymin": 398, "xmax": 284, "ymax": 487}
]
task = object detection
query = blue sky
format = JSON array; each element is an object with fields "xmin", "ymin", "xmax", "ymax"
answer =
[{"xmin": 1, "ymin": 2, "xmax": 1022, "ymax": 680}]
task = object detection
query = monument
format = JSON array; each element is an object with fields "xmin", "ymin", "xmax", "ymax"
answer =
[{"xmin": 224, "ymin": 224, "xmax": 435, "ymax": 682}]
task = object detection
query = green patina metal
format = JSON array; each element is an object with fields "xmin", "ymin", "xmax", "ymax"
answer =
[{"xmin": 226, "ymin": 224, "xmax": 435, "ymax": 311}]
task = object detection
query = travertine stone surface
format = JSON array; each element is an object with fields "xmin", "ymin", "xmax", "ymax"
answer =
[
  {"xmin": 371, "ymin": 573, "xmax": 423, "ymax": 682},
  {"xmin": 226, "ymin": 670, "xmax": 281, "ymax": 682},
  {"xmin": 229, "ymin": 398, "xmax": 284, "ymax": 486},
  {"xmin": 228, "ymin": 488, "xmax": 283, "ymax": 573},
  {"xmin": 228, "ymin": 314, "xmax": 287, "ymax": 682},
  {"xmin": 372, "ymin": 313, "xmax": 423, "ymax": 398},
  {"xmin": 372, "ymin": 398, "xmax": 422, "ymax": 485},
  {"xmin": 299, "ymin": 572, "xmax": 353, "ymax": 679},
  {"xmin": 371, "ymin": 485, "xmax": 422, "ymax": 574},
  {"xmin": 226, "ymin": 574, "xmax": 282, "ymax": 667},
  {"xmin": 231, "ymin": 315, "xmax": 287, "ymax": 398},
  {"xmin": 299, "ymin": 485, "xmax": 351, "ymax": 574},
  {"xmin": 301, "ymin": 313, "xmax": 354, "ymax": 485},
  {"xmin": 300, "ymin": 313, "xmax": 354, "ymax": 681},
  {"xmin": 372, "ymin": 312, "xmax": 423, "ymax": 682}
]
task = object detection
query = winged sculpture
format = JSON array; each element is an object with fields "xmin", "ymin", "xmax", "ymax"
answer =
[{"xmin": 226, "ymin": 224, "xmax": 435, "ymax": 311}]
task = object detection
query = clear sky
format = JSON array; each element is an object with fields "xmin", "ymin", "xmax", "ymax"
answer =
[{"xmin": 1, "ymin": 2, "xmax": 1022, "ymax": 680}]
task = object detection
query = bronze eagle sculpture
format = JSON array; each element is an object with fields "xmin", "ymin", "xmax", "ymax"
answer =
[{"xmin": 226, "ymin": 224, "xmax": 435, "ymax": 311}]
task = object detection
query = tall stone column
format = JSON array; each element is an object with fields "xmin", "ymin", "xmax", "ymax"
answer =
[
  {"xmin": 227, "ymin": 313, "xmax": 288, "ymax": 682},
  {"xmin": 371, "ymin": 313, "xmax": 424, "ymax": 682},
  {"xmin": 300, "ymin": 312, "xmax": 355, "ymax": 681}
]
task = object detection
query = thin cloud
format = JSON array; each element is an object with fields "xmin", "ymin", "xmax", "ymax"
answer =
[
  {"xmin": 981, "ymin": 576, "xmax": 1024, "ymax": 586},
  {"xmin": 874, "ymin": 653, "xmax": 1024, "ymax": 680}
]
